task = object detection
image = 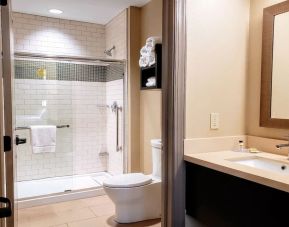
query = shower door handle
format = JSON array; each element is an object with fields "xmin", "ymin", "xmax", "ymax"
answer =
[
  {"xmin": 116, "ymin": 107, "xmax": 120, "ymax": 152},
  {"xmin": 0, "ymin": 197, "xmax": 12, "ymax": 218},
  {"xmin": 15, "ymin": 135, "xmax": 27, "ymax": 145},
  {"xmin": 115, "ymin": 106, "xmax": 122, "ymax": 152},
  {"xmin": 112, "ymin": 102, "xmax": 122, "ymax": 152}
]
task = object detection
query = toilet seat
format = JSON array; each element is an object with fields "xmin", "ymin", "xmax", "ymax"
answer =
[{"xmin": 103, "ymin": 173, "xmax": 152, "ymax": 188}]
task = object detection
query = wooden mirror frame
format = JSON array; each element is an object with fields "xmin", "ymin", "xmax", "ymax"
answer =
[{"xmin": 260, "ymin": 1, "xmax": 289, "ymax": 129}]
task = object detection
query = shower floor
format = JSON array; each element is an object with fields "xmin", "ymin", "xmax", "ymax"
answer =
[{"xmin": 17, "ymin": 172, "xmax": 111, "ymax": 199}]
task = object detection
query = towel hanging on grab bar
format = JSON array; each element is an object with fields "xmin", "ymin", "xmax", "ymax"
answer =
[{"xmin": 15, "ymin": 125, "xmax": 70, "ymax": 130}]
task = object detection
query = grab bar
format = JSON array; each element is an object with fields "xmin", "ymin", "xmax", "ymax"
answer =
[
  {"xmin": 111, "ymin": 102, "xmax": 122, "ymax": 152},
  {"xmin": 15, "ymin": 125, "xmax": 70, "ymax": 130}
]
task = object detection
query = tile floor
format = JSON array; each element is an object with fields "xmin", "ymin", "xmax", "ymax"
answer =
[{"xmin": 17, "ymin": 195, "xmax": 161, "ymax": 227}]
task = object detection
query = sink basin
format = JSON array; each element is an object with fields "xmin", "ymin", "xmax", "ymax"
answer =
[{"xmin": 228, "ymin": 156, "xmax": 289, "ymax": 175}]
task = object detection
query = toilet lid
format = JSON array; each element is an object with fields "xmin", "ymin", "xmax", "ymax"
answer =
[{"xmin": 103, "ymin": 173, "xmax": 152, "ymax": 188}]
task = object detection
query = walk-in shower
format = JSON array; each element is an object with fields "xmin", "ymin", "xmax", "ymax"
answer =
[{"xmin": 14, "ymin": 53, "xmax": 126, "ymax": 208}]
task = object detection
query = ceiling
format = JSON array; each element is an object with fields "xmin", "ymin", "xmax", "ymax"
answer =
[{"xmin": 11, "ymin": 0, "xmax": 150, "ymax": 25}]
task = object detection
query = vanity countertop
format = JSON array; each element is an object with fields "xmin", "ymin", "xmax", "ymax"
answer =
[{"xmin": 184, "ymin": 151, "xmax": 289, "ymax": 193}]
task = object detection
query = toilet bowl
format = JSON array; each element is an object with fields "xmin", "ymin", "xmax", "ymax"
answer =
[{"xmin": 103, "ymin": 139, "xmax": 162, "ymax": 223}]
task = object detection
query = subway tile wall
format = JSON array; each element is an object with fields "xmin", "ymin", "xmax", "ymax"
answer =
[
  {"xmin": 15, "ymin": 79, "xmax": 108, "ymax": 180},
  {"xmin": 13, "ymin": 13, "xmax": 106, "ymax": 58}
]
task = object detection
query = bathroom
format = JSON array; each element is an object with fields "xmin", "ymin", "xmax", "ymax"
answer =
[
  {"xmin": 184, "ymin": 0, "xmax": 289, "ymax": 226},
  {"xmin": 0, "ymin": 0, "xmax": 163, "ymax": 226},
  {"xmin": 1, "ymin": 0, "xmax": 289, "ymax": 226}
]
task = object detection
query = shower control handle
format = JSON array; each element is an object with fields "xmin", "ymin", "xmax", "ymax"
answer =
[{"xmin": 15, "ymin": 135, "xmax": 27, "ymax": 145}]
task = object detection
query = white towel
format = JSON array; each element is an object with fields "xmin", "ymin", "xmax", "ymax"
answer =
[
  {"xmin": 139, "ymin": 55, "xmax": 149, "ymax": 68},
  {"xmin": 147, "ymin": 52, "xmax": 156, "ymax": 66},
  {"xmin": 30, "ymin": 125, "xmax": 56, "ymax": 154},
  {"xmin": 146, "ymin": 77, "xmax": 156, "ymax": 87},
  {"xmin": 146, "ymin": 37, "xmax": 162, "ymax": 51},
  {"xmin": 139, "ymin": 36, "xmax": 161, "ymax": 68},
  {"xmin": 140, "ymin": 46, "xmax": 151, "ymax": 56}
]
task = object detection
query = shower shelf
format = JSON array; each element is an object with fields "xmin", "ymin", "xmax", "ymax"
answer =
[{"xmin": 140, "ymin": 44, "xmax": 162, "ymax": 90}]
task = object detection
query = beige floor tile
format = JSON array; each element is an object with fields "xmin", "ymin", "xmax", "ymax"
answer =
[
  {"xmin": 18, "ymin": 204, "xmax": 55, "ymax": 217},
  {"xmin": 18, "ymin": 196, "xmax": 161, "ymax": 227},
  {"xmin": 89, "ymin": 202, "xmax": 115, "ymax": 217},
  {"xmin": 67, "ymin": 217, "xmax": 109, "ymax": 227},
  {"xmin": 53, "ymin": 207, "xmax": 96, "ymax": 225},
  {"xmin": 51, "ymin": 225, "xmax": 68, "ymax": 227},
  {"xmin": 18, "ymin": 206, "xmax": 95, "ymax": 227},
  {"xmin": 81, "ymin": 195, "xmax": 113, "ymax": 207},
  {"xmin": 18, "ymin": 213, "xmax": 59, "ymax": 227},
  {"xmin": 50, "ymin": 199, "xmax": 89, "ymax": 212}
]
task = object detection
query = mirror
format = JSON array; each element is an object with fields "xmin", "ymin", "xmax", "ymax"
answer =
[
  {"xmin": 260, "ymin": 1, "xmax": 289, "ymax": 129},
  {"xmin": 271, "ymin": 12, "xmax": 289, "ymax": 119}
]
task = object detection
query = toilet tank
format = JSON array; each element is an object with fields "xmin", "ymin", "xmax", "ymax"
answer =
[{"xmin": 151, "ymin": 139, "xmax": 162, "ymax": 179}]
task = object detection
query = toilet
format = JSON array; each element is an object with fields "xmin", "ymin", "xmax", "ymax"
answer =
[{"xmin": 103, "ymin": 139, "xmax": 162, "ymax": 223}]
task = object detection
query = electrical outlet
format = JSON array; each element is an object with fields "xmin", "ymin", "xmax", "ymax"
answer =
[{"xmin": 210, "ymin": 113, "xmax": 219, "ymax": 130}]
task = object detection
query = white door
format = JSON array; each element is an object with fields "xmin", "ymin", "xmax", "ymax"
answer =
[{"xmin": 0, "ymin": 0, "xmax": 16, "ymax": 226}]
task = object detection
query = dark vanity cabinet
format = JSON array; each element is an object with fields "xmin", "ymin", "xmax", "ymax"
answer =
[{"xmin": 186, "ymin": 163, "xmax": 289, "ymax": 227}]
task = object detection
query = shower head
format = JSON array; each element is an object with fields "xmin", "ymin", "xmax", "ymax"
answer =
[{"xmin": 104, "ymin": 46, "xmax": 115, "ymax": 57}]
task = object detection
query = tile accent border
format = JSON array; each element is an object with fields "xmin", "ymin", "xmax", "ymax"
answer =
[{"xmin": 15, "ymin": 59, "xmax": 124, "ymax": 82}]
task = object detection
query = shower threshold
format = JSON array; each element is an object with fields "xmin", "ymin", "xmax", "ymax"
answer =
[{"xmin": 16, "ymin": 172, "xmax": 111, "ymax": 208}]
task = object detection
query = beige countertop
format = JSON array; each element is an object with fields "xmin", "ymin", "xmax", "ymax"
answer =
[{"xmin": 184, "ymin": 151, "xmax": 289, "ymax": 193}]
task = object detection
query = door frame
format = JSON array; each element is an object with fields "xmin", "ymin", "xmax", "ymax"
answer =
[
  {"xmin": 1, "ymin": 0, "xmax": 15, "ymax": 226},
  {"xmin": 162, "ymin": 0, "xmax": 186, "ymax": 226},
  {"xmin": 0, "ymin": 0, "xmax": 188, "ymax": 226}
]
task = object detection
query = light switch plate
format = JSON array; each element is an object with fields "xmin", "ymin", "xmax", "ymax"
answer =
[{"xmin": 210, "ymin": 113, "xmax": 219, "ymax": 129}]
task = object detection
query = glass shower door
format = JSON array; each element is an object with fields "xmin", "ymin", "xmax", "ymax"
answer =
[{"xmin": 14, "ymin": 59, "xmax": 74, "ymax": 201}]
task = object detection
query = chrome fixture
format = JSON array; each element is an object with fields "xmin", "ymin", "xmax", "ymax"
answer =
[
  {"xmin": 15, "ymin": 125, "xmax": 70, "ymax": 130},
  {"xmin": 276, "ymin": 144, "xmax": 289, "ymax": 149},
  {"xmin": 276, "ymin": 137, "xmax": 289, "ymax": 159},
  {"xmin": 104, "ymin": 46, "xmax": 115, "ymax": 57},
  {"xmin": 111, "ymin": 101, "xmax": 122, "ymax": 152},
  {"xmin": 111, "ymin": 101, "xmax": 122, "ymax": 113},
  {"xmin": 14, "ymin": 52, "xmax": 125, "ymax": 64}
]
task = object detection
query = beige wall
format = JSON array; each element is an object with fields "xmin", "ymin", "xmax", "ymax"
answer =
[
  {"xmin": 140, "ymin": 0, "xmax": 162, "ymax": 174},
  {"xmin": 247, "ymin": 0, "xmax": 289, "ymax": 138},
  {"xmin": 105, "ymin": 10, "xmax": 127, "ymax": 60},
  {"xmin": 186, "ymin": 0, "xmax": 250, "ymax": 139},
  {"xmin": 127, "ymin": 7, "xmax": 141, "ymax": 172}
]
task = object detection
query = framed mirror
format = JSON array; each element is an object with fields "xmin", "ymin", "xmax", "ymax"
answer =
[{"xmin": 260, "ymin": 1, "xmax": 289, "ymax": 129}]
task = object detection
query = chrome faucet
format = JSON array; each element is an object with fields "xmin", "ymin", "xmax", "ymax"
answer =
[
  {"xmin": 276, "ymin": 143, "xmax": 289, "ymax": 149},
  {"xmin": 276, "ymin": 137, "xmax": 289, "ymax": 159}
]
